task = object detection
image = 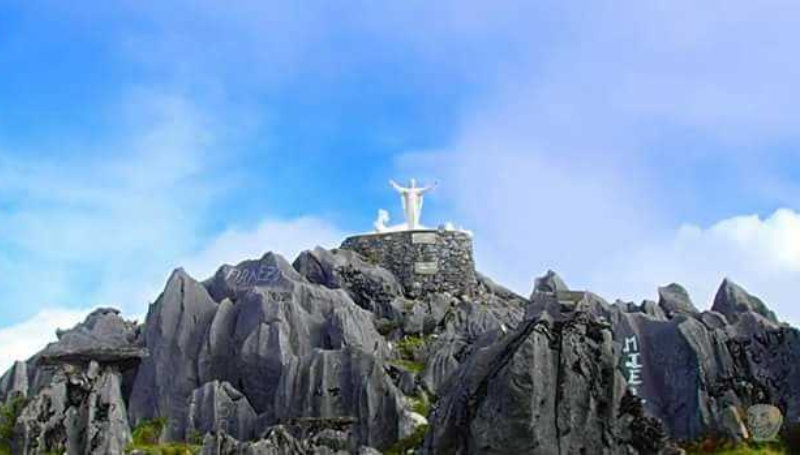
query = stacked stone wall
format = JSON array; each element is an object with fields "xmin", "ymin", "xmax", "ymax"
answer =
[{"xmin": 340, "ymin": 230, "xmax": 477, "ymax": 299}]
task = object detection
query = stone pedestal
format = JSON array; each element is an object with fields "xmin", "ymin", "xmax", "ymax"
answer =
[{"xmin": 340, "ymin": 230, "xmax": 477, "ymax": 299}]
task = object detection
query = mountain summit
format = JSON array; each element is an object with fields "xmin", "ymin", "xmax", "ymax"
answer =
[{"xmin": 1, "ymin": 231, "xmax": 798, "ymax": 454}]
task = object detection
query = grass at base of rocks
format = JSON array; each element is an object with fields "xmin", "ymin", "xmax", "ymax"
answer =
[
  {"xmin": 389, "ymin": 359, "xmax": 425, "ymax": 374},
  {"xmin": 126, "ymin": 442, "xmax": 201, "ymax": 455},
  {"xmin": 0, "ymin": 394, "xmax": 28, "ymax": 455},
  {"xmin": 683, "ymin": 440, "xmax": 787, "ymax": 454},
  {"xmin": 409, "ymin": 396, "xmax": 430, "ymax": 417},
  {"xmin": 126, "ymin": 418, "xmax": 201, "ymax": 455},
  {"xmin": 396, "ymin": 335, "xmax": 428, "ymax": 360},
  {"xmin": 384, "ymin": 424, "xmax": 428, "ymax": 455}
]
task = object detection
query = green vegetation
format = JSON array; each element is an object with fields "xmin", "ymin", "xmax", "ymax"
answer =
[
  {"xmin": 409, "ymin": 395, "xmax": 430, "ymax": 417},
  {"xmin": 376, "ymin": 320, "xmax": 402, "ymax": 336},
  {"xmin": 0, "ymin": 394, "xmax": 27, "ymax": 455},
  {"xmin": 396, "ymin": 335, "xmax": 428, "ymax": 360},
  {"xmin": 390, "ymin": 359, "xmax": 425, "ymax": 374},
  {"xmin": 126, "ymin": 418, "xmax": 201, "ymax": 455},
  {"xmin": 683, "ymin": 439, "xmax": 787, "ymax": 454},
  {"xmin": 385, "ymin": 424, "xmax": 428, "ymax": 455}
]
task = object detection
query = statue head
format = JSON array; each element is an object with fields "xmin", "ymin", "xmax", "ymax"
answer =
[{"xmin": 409, "ymin": 178, "xmax": 417, "ymax": 188}]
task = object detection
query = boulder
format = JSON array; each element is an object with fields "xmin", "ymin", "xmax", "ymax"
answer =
[
  {"xmin": 188, "ymin": 381, "xmax": 257, "ymax": 441},
  {"xmin": 293, "ymin": 247, "xmax": 404, "ymax": 320},
  {"xmin": 719, "ymin": 405, "xmax": 749, "ymax": 441},
  {"xmin": 39, "ymin": 307, "xmax": 145, "ymax": 367},
  {"xmin": 532, "ymin": 270, "xmax": 569, "ymax": 295},
  {"xmin": 657, "ymin": 284, "xmax": 699, "ymax": 318}
]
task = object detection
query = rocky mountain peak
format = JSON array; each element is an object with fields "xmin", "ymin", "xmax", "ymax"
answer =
[
  {"xmin": 532, "ymin": 269, "xmax": 569, "ymax": 294},
  {"xmin": 657, "ymin": 283, "xmax": 699, "ymax": 318},
  {"xmin": 1, "ymin": 241, "xmax": 798, "ymax": 454},
  {"xmin": 712, "ymin": 278, "xmax": 778, "ymax": 323}
]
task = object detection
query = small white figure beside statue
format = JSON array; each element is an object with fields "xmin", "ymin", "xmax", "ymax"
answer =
[{"xmin": 374, "ymin": 178, "xmax": 470, "ymax": 235}]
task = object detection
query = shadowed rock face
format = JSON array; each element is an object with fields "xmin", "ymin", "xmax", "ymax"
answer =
[
  {"xmin": 188, "ymin": 380, "xmax": 257, "ymax": 442},
  {"xmin": 129, "ymin": 268, "xmax": 219, "ymax": 440},
  {"xmin": 658, "ymin": 283, "xmax": 699, "ymax": 318},
  {"xmin": 425, "ymin": 311, "xmax": 633, "ymax": 455},
  {"xmin": 3, "ymin": 247, "xmax": 800, "ymax": 454},
  {"xmin": 0, "ymin": 361, "xmax": 28, "ymax": 402},
  {"xmin": 532, "ymin": 269, "xmax": 569, "ymax": 295},
  {"xmin": 522, "ymin": 278, "xmax": 800, "ymax": 444},
  {"xmin": 10, "ymin": 307, "xmax": 144, "ymax": 454},
  {"xmin": 712, "ymin": 279, "xmax": 778, "ymax": 323}
]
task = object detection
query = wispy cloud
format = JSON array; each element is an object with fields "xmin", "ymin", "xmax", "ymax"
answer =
[
  {"xmin": 0, "ymin": 307, "xmax": 95, "ymax": 373},
  {"xmin": 396, "ymin": 1, "xmax": 800, "ymax": 325},
  {"xmin": 181, "ymin": 217, "xmax": 345, "ymax": 281},
  {"xmin": 592, "ymin": 209, "xmax": 800, "ymax": 326},
  {"xmin": 0, "ymin": 91, "xmax": 228, "ymax": 322}
]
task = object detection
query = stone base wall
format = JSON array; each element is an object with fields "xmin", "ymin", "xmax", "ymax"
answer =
[{"xmin": 340, "ymin": 230, "xmax": 477, "ymax": 299}]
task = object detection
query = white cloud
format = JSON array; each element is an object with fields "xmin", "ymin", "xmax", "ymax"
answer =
[
  {"xmin": 393, "ymin": 1, "xmax": 800, "ymax": 329},
  {"xmin": 591, "ymin": 209, "xmax": 800, "ymax": 326},
  {"xmin": 182, "ymin": 217, "xmax": 345, "ymax": 281},
  {"xmin": 0, "ymin": 307, "xmax": 94, "ymax": 374},
  {"xmin": 0, "ymin": 91, "xmax": 231, "ymax": 320}
]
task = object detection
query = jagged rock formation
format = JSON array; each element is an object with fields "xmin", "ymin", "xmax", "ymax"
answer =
[
  {"xmin": 525, "ymin": 275, "xmax": 800, "ymax": 444},
  {"xmin": 1, "ymin": 235, "xmax": 799, "ymax": 454},
  {"xmin": 0, "ymin": 360, "xmax": 28, "ymax": 401},
  {"xmin": 11, "ymin": 308, "xmax": 144, "ymax": 454},
  {"xmin": 425, "ymin": 310, "xmax": 626, "ymax": 454},
  {"xmin": 712, "ymin": 278, "xmax": 778, "ymax": 323},
  {"xmin": 658, "ymin": 283, "xmax": 699, "ymax": 318},
  {"xmin": 129, "ymin": 268, "xmax": 219, "ymax": 440},
  {"xmin": 188, "ymin": 381, "xmax": 258, "ymax": 442}
]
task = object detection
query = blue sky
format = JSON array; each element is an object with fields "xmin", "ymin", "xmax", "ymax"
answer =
[{"xmin": 2, "ymin": 1, "xmax": 800, "ymax": 368}]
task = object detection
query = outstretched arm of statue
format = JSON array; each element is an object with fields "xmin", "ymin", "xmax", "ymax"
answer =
[
  {"xmin": 389, "ymin": 180, "xmax": 406, "ymax": 193},
  {"xmin": 420, "ymin": 181, "xmax": 439, "ymax": 194}
]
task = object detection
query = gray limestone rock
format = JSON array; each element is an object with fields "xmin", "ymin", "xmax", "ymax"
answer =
[
  {"xmin": 201, "ymin": 426, "xmax": 306, "ymax": 455},
  {"xmin": 6, "ymin": 236, "xmax": 800, "ymax": 454},
  {"xmin": 0, "ymin": 360, "xmax": 29, "ymax": 402},
  {"xmin": 129, "ymin": 268, "xmax": 219, "ymax": 440},
  {"xmin": 719, "ymin": 405, "xmax": 749, "ymax": 441},
  {"xmin": 425, "ymin": 311, "xmax": 635, "ymax": 454},
  {"xmin": 274, "ymin": 348, "xmax": 405, "ymax": 450},
  {"xmin": 532, "ymin": 269, "xmax": 569, "ymax": 294},
  {"xmin": 15, "ymin": 363, "xmax": 132, "ymax": 455},
  {"xmin": 40, "ymin": 307, "xmax": 145, "ymax": 367},
  {"xmin": 712, "ymin": 278, "xmax": 778, "ymax": 323},
  {"xmin": 188, "ymin": 380, "xmax": 257, "ymax": 442},
  {"xmin": 658, "ymin": 283, "xmax": 699, "ymax": 318},
  {"xmin": 640, "ymin": 300, "xmax": 668, "ymax": 320},
  {"xmin": 403, "ymin": 293, "xmax": 452, "ymax": 335},
  {"xmin": 294, "ymin": 247, "xmax": 404, "ymax": 321}
]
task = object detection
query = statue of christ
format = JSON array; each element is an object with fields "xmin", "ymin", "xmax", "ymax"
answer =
[{"xmin": 389, "ymin": 179, "xmax": 438, "ymax": 230}]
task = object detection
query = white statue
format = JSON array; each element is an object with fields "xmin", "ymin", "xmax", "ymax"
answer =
[
  {"xmin": 374, "ymin": 209, "xmax": 391, "ymax": 233},
  {"xmin": 389, "ymin": 178, "xmax": 438, "ymax": 230}
]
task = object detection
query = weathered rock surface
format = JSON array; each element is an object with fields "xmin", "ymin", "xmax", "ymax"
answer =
[
  {"xmin": 16, "ymin": 364, "xmax": 133, "ymax": 455},
  {"xmin": 658, "ymin": 283, "xmax": 699, "ymax": 318},
  {"xmin": 129, "ymin": 268, "xmax": 219, "ymax": 440},
  {"xmin": 712, "ymin": 278, "xmax": 779, "ymax": 323},
  {"xmin": 188, "ymin": 380, "xmax": 258, "ymax": 442},
  {"xmin": 10, "ymin": 308, "xmax": 144, "ymax": 454},
  {"xmin": 3, "ymin": 240, "xmax": 800, "ymax": 454},
  {"xmin": 0, "ymin": 360, "xmax": 29, "ymax": 401},
  {"xmin": 425, "ymin": 310, "xmax": 644, "ymax": 454},
  {"xmin": 532, "ymin": 269, "xmax": 569, "ymax": 294}
]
